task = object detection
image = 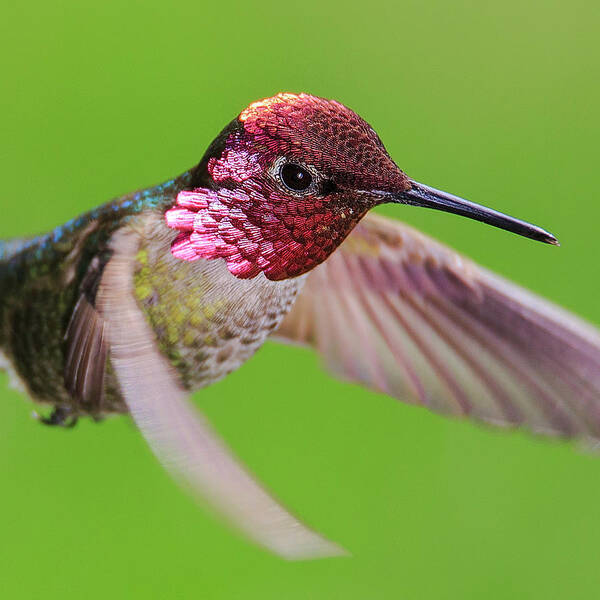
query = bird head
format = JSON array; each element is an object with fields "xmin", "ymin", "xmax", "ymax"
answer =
[{"xmin": 166, "ymin": 93, "xmax": 557, "ymax": 281}]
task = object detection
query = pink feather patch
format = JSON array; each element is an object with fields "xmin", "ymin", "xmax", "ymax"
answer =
[{"xmin": 165, "ymin": 185, "xmax": 360, "ymax": 280}]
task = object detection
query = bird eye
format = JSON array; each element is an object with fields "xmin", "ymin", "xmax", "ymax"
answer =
[{"xmin": 279, "ymin": 163, "xmax": 313, "ymax": 192}]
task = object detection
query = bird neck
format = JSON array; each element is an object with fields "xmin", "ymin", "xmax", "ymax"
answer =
[{"xmin": 164, "ymin": 183, "xmax": 372, "ymax": 281}]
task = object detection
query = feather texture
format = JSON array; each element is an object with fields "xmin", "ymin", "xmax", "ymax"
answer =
[
  {"xmin": 64, "ymin": 295, "xmax": 108, "ymax": 412},
  {"xmin": 274, "ymin": 213, "xmax": 600, "ymax": 440}
]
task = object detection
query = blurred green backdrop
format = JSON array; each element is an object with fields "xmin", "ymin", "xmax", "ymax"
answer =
[{"xmin": 1, "ymin": 1, "xmax": 599, "ymax": 598}]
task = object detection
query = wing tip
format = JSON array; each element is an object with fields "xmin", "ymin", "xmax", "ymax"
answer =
[{"xmin": 275, "ymin": 537, "xmax": 350, "ymax": 561}]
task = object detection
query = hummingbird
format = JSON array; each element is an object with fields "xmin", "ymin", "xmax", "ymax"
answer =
[{"xmin": 1, "ymin": 92, "xmax": 599, "ymax": 559}]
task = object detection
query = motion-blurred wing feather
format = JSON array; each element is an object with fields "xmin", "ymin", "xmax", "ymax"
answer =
[
  {"xmin": 96, "ymin": 228, "xmax": 343, "ymax": 560},
  {"xmin": 65, "ymin": 295, "xmax": 108, "ymax": 412},
  {"xmin": 65, "ymin": 244, "xmax": 111, "ymax": 412},
  {"xmin": 274, "ymin": 213, "xmax": 600, "ymax": 440}
]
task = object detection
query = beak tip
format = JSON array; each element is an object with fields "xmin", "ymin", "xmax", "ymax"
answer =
[{"xmin": 539, "ymin": 230, "xmax": 560, "ymax": 246}]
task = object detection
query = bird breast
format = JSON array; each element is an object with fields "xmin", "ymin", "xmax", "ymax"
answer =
[{"xmin": 133, "ymin": 214, "xmax": 305, "ymax": 391}]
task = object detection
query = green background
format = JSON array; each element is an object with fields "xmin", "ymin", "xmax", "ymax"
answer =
[{"xmin": 1, "ymin": 1, "xmax": 599, "ymax": 598}]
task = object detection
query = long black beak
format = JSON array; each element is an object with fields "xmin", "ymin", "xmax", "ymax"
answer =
[{"xmin": 390, "ymin": 180, "xmax": 559, "ymax": 245}]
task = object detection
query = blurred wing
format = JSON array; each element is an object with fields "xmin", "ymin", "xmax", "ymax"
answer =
[
  {"xmin": 96, "ymin": 227, "xmax": 343, "ymax": 560},
  {"xmin": 65, "ymin": 254, "xmax": 110, "ymax": 412},
  {"xmin": 274, "ymin": 213, "xmax": 600, "ymax": 440}
]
